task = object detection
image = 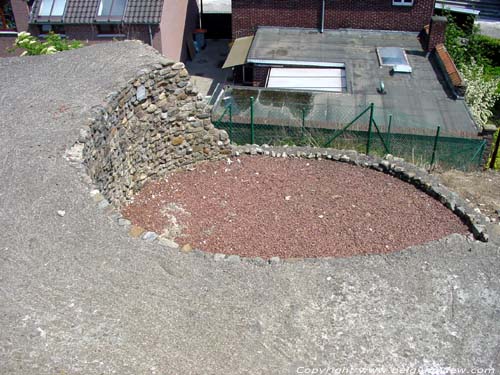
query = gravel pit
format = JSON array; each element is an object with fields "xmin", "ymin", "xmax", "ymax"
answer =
[{"xmin": 122, "ymin": 156, "xmax": 469, "ymax": 258}]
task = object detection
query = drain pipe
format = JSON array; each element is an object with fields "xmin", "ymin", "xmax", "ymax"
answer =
[
  {"xmin": 148, "ymin": 24, "xmax": 153, "ymax": 46},
  {"xmin": 320, "ymin": 0, "xmax": 325, "ymax": 33}
]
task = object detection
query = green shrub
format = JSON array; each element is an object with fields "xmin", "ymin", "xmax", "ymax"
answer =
[
  {"xmin": 443, "ymin": 13, "xmax": 500, "ymax": 126},
  {"xmin": 11, "ymin": 31, "xmax": 83, "ymax": 56}
]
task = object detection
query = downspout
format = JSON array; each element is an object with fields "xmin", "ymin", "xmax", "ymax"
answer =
[
  {"xmin": 320, "ymin": 0, "xmax": 325, "ymax": 33},
  {"xmin": 148, "ymin": 24, "xmax": 153, "ymax": 46}
]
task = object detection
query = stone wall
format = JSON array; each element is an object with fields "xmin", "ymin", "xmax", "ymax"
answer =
[{"xmin": 82, "ymin": 59, "xmax": 231, "ymax": 205}]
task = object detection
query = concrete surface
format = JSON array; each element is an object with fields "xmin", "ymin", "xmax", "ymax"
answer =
[
  {"xmin": 477, "ymin": 19, "xmax": 500, "ymax": 39},
  {"xmin": 1, "ymin": 40, "xmax": 500, "ymax": 375}
]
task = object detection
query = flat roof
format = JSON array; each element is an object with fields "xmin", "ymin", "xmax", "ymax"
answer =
[
  {"xmin": 247, "ymin": 27, "xmax": 423, "ymax": 65},
  {"xmin": 231, "ymin": 27, "xmax": 478, "ymax": 136}
]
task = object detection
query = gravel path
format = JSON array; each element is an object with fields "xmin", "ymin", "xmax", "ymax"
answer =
[{"xmin": 123, "ymin": 156, "xmax": 469, "ymax": 258}]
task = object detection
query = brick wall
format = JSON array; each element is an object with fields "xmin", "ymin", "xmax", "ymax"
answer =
[
  {"xmin": 0, "ymin": 0, "xmax": 30, "ymax": 57},
  {"xmin": 29, "ymin": 24, "xmax": 153, "ymax": 47},
  {"xmin": 252, "ymin": 65, "xmax": 269, "ymax": 86},
  {"xmin": 232, "ymin": 0, "xmax": 436, "ymax": 38},
  {"xmin": 0, "ymin": 35, "xmax": 18, "ymax": 57},
  {"xmin": 427, "ymin": 15, "xmax": 446, "ymax": 52},
  {"xmin": 10, "ymin": 0, "xmax": 29, "ymax": 31}
]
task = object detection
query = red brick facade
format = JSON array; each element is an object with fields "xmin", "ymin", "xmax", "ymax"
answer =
[
  {"xmin": 232, "ymin": 0, "xmax": 436, "ymax": 38},
  {"xmin": 427, "ymin": 15, "xmax": 447, "ymax": 52},
  {"xmin": 0, "ymin": 0, "xmax": 30, "ymax": 57},
  {"xmin": 29, "ymin": 24, "xmax": 158, "ymax": 49}
]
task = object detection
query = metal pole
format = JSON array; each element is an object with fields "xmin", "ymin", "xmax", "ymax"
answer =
[
  {"xmin": 366, "ymin": 103, "xmax": 374, "ymax": 155},
  {"xmin": 302, "ymin": 108, "xmax": 306, "ymax": 139},
  {"xmin": 229, "ymin": 104, "xmax": 233, "ymax": 141},
  {"xmin": 199, "ymin": 0, "xmax": 203, "ymax": 29},
  {"xmin": 320, "ymin": 0, "xmax": 325, "ymax": 33},
  {"xmin": 387, "ymin": 114, "xmax": 392, "ymax": 154},
  {"xmin": 489, "ymin": 129, "xmax": 500, "ymax": 169},
  {"xmin": 250, "ymin": 96, "xmax": 255, "ymax": 144},
  {"xmin": 430, "ymin": 125, "xmax": 441, "ymax": 168}
]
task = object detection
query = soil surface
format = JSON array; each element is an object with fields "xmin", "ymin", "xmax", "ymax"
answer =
[
  {"xmin": 123, "ymin": 156, "xmax": 468, "ymax": 258},
  {"xmin": 437, "ymin": 169, "xmax": 500, "ymax": 221}
]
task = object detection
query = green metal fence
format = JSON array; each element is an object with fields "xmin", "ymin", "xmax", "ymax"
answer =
[{"xmin": 213, "ymin": 97, "xmax": 486, "ymax": 171}]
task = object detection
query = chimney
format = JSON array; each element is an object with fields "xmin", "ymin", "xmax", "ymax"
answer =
[{"xmin": 428, "ymin": 15, "xmax": 447, "ymax": 52}]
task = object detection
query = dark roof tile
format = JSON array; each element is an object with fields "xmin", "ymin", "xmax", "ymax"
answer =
[{"xmin": 30, "ymin": 0, "xmax": 164, "ymax": 24}]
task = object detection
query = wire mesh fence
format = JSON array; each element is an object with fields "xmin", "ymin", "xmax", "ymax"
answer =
[{"xmin": 213, "ymin": 92, "xmax": 486, "ymax": 171}]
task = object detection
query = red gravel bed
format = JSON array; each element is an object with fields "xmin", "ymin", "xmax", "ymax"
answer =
[{"xmin": 122, "ymin": 156, "xmax": 469, "ymax": 258}]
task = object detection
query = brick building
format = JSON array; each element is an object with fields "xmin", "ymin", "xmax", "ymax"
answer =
[
  {"xmin": 223, "ymin": 0, "xmax": 446, "ymax": 87},
  {"xmin": 1, "ymin": 0, "xmax": 198, "ymax": 59},
  {"xmin": 232, "ymin": 0, "xmax": 437, "ymax": 39},
  {"xmin": 0, "ymin": 0, "xmax": 30, "ymax": 57}
]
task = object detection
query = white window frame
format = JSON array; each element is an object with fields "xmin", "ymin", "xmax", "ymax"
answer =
[{"xmin": 392, "ymin": 0, "xmax": 414, "ymax": 6}]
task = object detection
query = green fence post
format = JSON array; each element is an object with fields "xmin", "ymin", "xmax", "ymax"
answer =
[
  {"xmin": 250, "ymin": 96, "xmax": 255, "ymax": 144},
  {"xmin": 228, "ymin": 104, "xmax": 233, "ymax": 141},
  {"xmin": 301, "ymin": 108, "xmax": 306, "ymax": 139},
  {"xmin": 489, "ymin": 129, "xmax": 500, "ymax": 169},
  {"xmin": 430, "ymin": 125, "xmax": 441, "ymax": 168},
  {"xmin": 366, "ymin": 103, "xmax": 374, "ymax": 155},
  {"xmin": 387, "ymin": 114, "xmax": 392, "ymax": 154}
]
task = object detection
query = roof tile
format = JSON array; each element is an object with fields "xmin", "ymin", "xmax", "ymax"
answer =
[{"xmin": 30, "ymin": 0, "xmax": 164, "ymax": 24}]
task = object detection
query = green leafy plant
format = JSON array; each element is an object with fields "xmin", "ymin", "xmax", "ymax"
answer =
[
  {"xmin": 461, "ymin": 61, "xmax": 500, "ymax": 128},
  {"xmin": 443, "ymin": 13, "xmax": 500, "ymax": 127},
  {"xmin": 11, "ymin": 31, "xmax": 83, "ymax": 56}
]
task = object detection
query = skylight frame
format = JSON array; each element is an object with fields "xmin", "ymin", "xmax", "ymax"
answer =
[
  {"xmin": 376, "ymin": 47, "xmax": 411, "ymax": 68},
  {"xmin": 37, "ymin": 0, "xmax": 67, "ymax": 21},
  {"xmin": 96, "ymin": 0, "xmax": 128, "ymax": 22}
]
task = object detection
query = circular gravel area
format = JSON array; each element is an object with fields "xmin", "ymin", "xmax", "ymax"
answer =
[{"xmin": 122, "ymin": 156, "xmax": 469, "ymax": 258}]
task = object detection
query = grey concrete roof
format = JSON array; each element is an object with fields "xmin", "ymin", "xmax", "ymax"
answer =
[
  {"xmin": 30, "ymin": 0, "xmax": 164, "ymax": 24},
  {"xmin": 246, "ymin": 27, "xmax": 478, "ymax": 136},
  {"xmin": 1, "ymin": 41, "xmax": 499, "ymax": 374}
]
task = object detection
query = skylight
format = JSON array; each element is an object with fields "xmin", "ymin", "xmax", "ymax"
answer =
[
  {"xmin": 97, "ymin": 0, "xmax": 127, "ymax": 19},
  {"xmin": 38, "ymin": 0, "xmax": 67, "ymax": 17},
  {"xmin": 377, "ymin": 47, "xmax": 410, "ymax": 67}
]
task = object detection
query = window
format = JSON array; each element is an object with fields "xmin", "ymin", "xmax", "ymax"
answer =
[
  {"xmin": 38, "ymin": 0, "xmax": 67, "ymax": 17},
  {"xmin": 392, "ymin": 0, "xmax": 414, "ymax": 6},
  {"xmin": 97, "ymin": 0, "xmax": 127, "ymax": 20},
  {"xmin": 0, "ymin": 0, "xmax": 17, "ymax": 31},
  {"xmin": 96, "ymin": 23, "xmax": 125, "ymax": 37},
  {"xmin": 39, "ymin": 23, "xmax": 66, "ymax": 34}
]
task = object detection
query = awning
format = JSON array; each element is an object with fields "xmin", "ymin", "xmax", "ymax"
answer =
[
  {"xmin": 435, "ymin": 3, "xmax": 480, "ymax": 15},
  {"xmin": 222, "ymin": 36, "xmax": 254, "ymax": 69}
]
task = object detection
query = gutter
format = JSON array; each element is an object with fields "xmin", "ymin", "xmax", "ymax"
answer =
[
  {"xmin": 148, "ymin": 24, "xmax": 153, "ymax": 46},
  {"xmin": 320, "ymin": 0, "xmax": 325, "ymax": 33}
]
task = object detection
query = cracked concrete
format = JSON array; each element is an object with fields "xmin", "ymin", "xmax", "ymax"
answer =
[{"xmin": 0, "ymin": 41, "xmax": 499, "ymax": 374}]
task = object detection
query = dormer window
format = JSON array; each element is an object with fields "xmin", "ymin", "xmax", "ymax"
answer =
[
  {"xmin": 392, "ymin": 0, "xmax": 414, "ymax": 6},
  {"xmin": 38, "ymin": 0, "xmax": 67, "ymax": 17},
  {"xmin": 97, "ymin": 0, "xmax": 127, "ymax": 21}
]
